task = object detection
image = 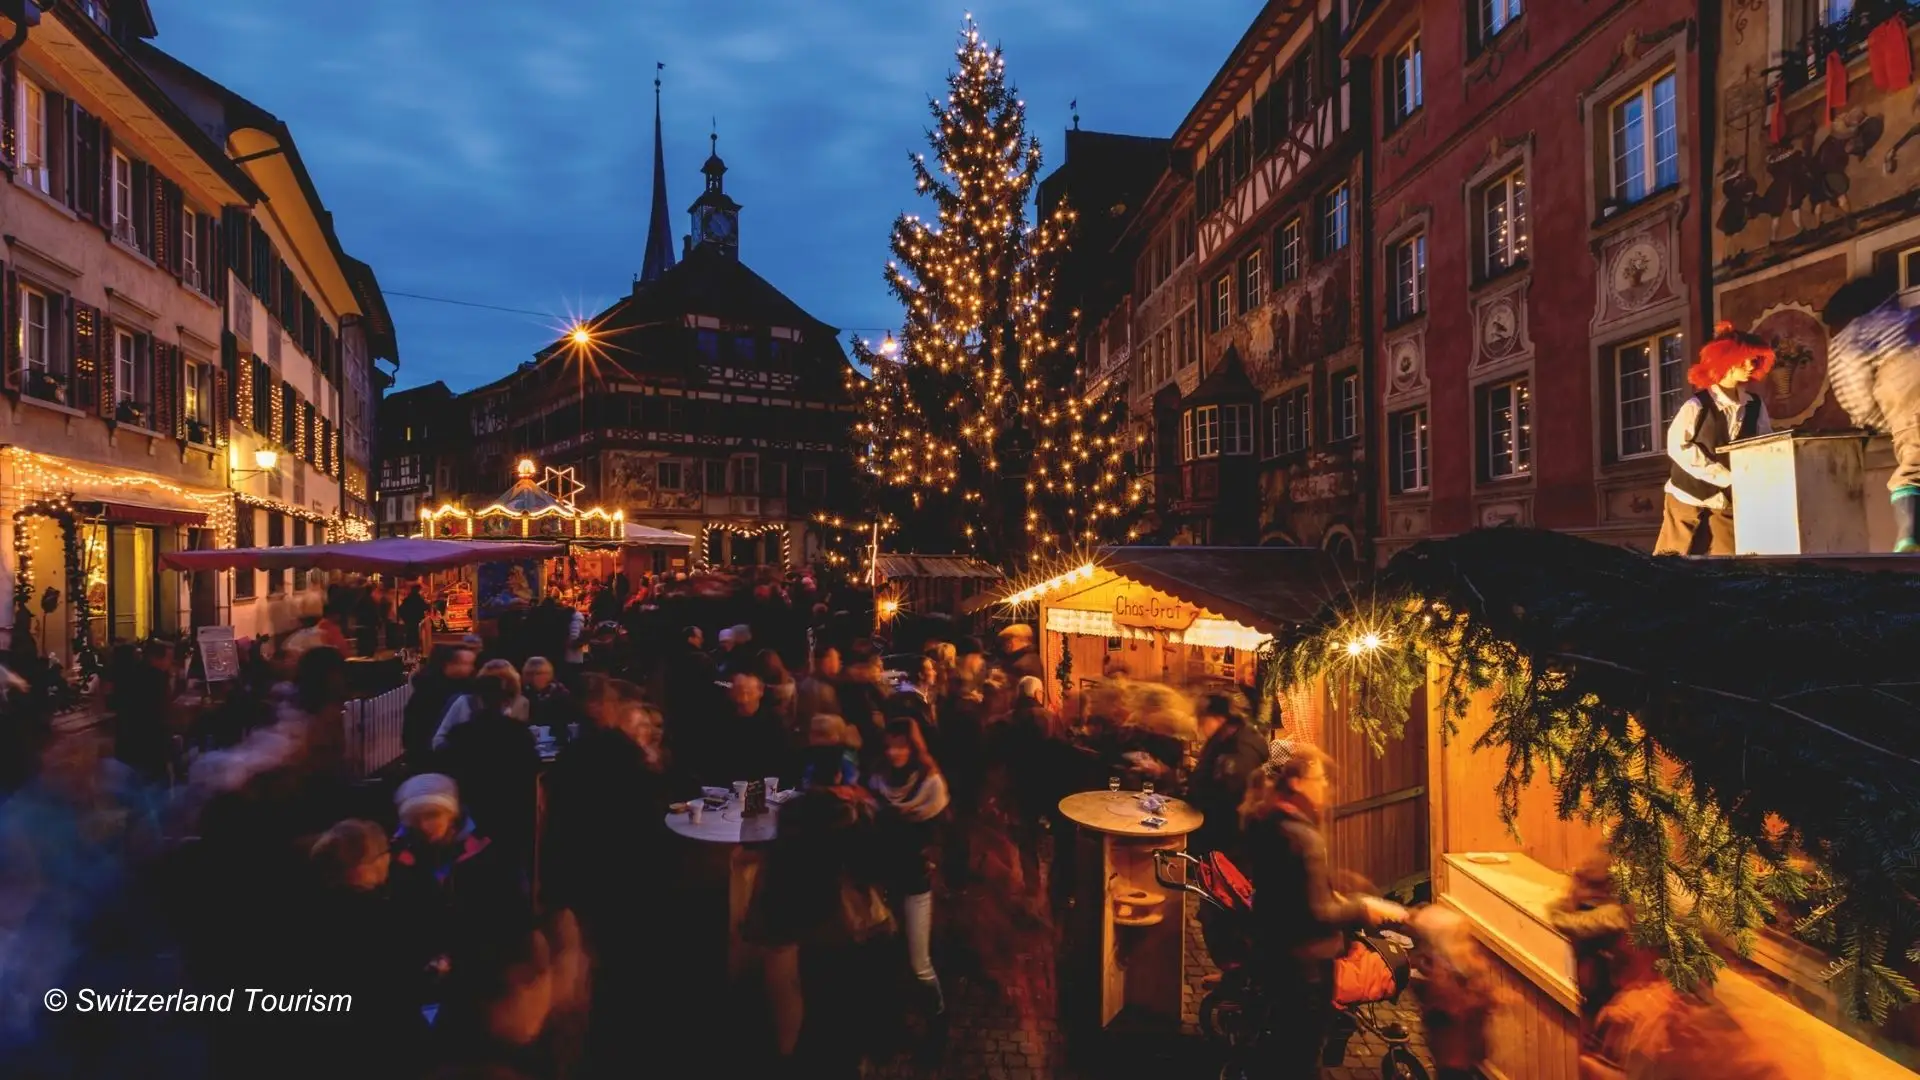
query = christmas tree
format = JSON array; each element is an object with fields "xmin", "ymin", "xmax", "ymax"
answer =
[{"xmin": 849, "ymin": 16, "xmax": 1143, "ymax": 568}]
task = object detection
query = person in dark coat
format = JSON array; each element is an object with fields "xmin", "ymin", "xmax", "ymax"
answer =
[
  {"xmin": 1240, "ymin": 746, "xmax": 1405, "ymax": 1078},
  {"xmin": 398, "ymin": 584, "xmax": 430, "ymax": 652},
  {"xmin": 388, "ymin": 774, "xmax": 530, "ymax": 986},
  {"xmin": 1187, "ymin": 691, "xmax": 1267, "ymax": 858},
  {"xmin": 293, "ymin": 820, "xmax": 429, "ymax": 1080},
  {"xmin": 1000, "ymin": 676, "xmax": 1068, "ymax": 899},
  {"xmin": 109, "ymin": 640, "xmax": 176, "ymax": 784},
  {"xmin": 687, "ymin": 672, "xmax": 788, "ymax": 787},
  {"xmin": 439, "ymin": 671, "xmax": 542, "ymax": 871},
  {"xmin": 404, "ymin": 645, "xmax": 477, "ymax": 774},
  {"xmin": 518, "ymin": 656, "xmax": 578, "ymax": 745},
  {"xmin": 867, "ymin": 717, "xmax": 951, "ymax": 1017}
]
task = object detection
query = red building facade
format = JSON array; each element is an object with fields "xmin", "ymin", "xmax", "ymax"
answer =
[{"xmin": 1347, "ymin": 0, "xmax": 1710, "ymax": 561}]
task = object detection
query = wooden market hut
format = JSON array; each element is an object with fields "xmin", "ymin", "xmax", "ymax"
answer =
[
  {"xmin": 873, "ymin": 553, "xmax": 1005, "ymax": 626},
  {"xmin": 1277, "ymin": 528, "xmax": 1920, "ymax": 1079},
  {"xmin": 1014, "ymin": 545, "xmax": 1429, "ymax": 898}
]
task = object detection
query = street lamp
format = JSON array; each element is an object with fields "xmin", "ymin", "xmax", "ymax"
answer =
[
  {"xmin": 569, "ymin": 324, "xmax": 593, "ymax": 348},
  {"xmin": 233, "ymin": 447, "xmax": 280, "ymax": 479}
]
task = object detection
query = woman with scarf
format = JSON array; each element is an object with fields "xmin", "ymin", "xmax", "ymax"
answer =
[{"xmin": 867, "ymin": 716, "xmax": 951, "ymax": 1017}]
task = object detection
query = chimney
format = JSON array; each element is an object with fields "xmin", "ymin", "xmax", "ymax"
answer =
[{"xmin": 683, "ymin": 235, "xmax": 693, "ymax": 258}]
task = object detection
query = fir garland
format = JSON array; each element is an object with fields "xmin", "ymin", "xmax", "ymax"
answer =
[{"xmin": 1276, "ymin": 528, "xmax": 1920, "ymax": 1019}]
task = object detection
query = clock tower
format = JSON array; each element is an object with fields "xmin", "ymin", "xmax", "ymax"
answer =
[{"xmin": 689, "ymin": 131, "xmax": 741, "ymax": 258}]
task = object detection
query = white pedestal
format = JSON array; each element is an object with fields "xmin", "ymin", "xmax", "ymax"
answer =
[{"xmin": 1728, "ymin": 431, "xmax": 1871, "ymax": 555}]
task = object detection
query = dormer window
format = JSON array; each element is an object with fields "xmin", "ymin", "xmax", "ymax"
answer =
[{"xmin": 1181, "ymin": 403, "xmax": 1253, "ymax": 461}]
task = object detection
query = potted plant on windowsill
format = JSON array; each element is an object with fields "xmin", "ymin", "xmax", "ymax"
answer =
[
  {"xmin": 186, "ymin": 418, "xmax": 209, "ymax": 444},
  {"xmin": 115, "ymin": 400, "xmax": 147, "ymax": 427},
  {"xmin": 26, "ymin": 370, "xmax": 68, "ymax": 405}
]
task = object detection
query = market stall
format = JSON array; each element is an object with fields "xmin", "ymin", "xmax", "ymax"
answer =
[
  {"xmin": 1004, "ymin": 546, "xmax": 1429, "ymax": 1034},
  {"xmin": 1278, "ymin": 528, "xmax": 1920, "ymax": 1079}
]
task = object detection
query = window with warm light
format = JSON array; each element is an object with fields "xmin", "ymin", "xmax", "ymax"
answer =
[
  {"xmin": 1612, "ymin": 329, "xmax": 1687, "ymax": 460},
  {"xmin": 19, "ymin": 282, "xmax": 52, "ymax": 376},
  {"xmin": 18, "ymin": 74, "xmax": 48, "ymax": 194},
  {"xmin": 1392, "ymin": 231, "xmax": 1428, "ymax": 322},
  {"xmin": 1611, "ymin": 70, "xmax": 1679, "ymax": 204},
  {"xmin": 1481, "ymin": 166, "xmax": 1530, "ymax": 277},
  {"xmin": 1480, "ymin": 377, "xmax": 1532, "ymax": 480},
  {"xmin": 1183, "ymin": 405, "xmax": 1220, "ymax": 460},
  {"xmin": 1389, "ymin": 406, "xmax": 1430, "ymax": 494}
]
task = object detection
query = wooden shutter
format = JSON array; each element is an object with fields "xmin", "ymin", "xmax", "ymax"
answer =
[
  {"xmin": 154, "ymin": 179, "xmax": 177, "ymax": 275},
  {"xmin": 215, "ymin": 332, "xmax": 235, "ymax": 446},
  {"xmin": 2, "ymin": 266, "xmax": 18, "ymax": 396},
  {"xmin": 71, "ymin": 302, "xmax": 98, "ymax": 410},
  {"xmin": 131, "ymin": 159, "xmax": 151, "ymax": 255},
  {"xmin": 152, "ymin": 340, "xmax": 176, "ymax": 437},
  {"xmin": 97, "ymin": 314, "xmax": 116, "ymax": 419},
  {"xmin": 98, "ymin": 125, "xmax": 114, "ymax": 235},
  {"xmin": 45, "ymin": 93, "xmax": 67, "ymax": 203},
  {"xmin": 73, "ymin": 108, "xmax": 98, "ymax": 221},
  {"xmin": 2, "ymin": 57, "xmax": 16, "ymax": 172}
]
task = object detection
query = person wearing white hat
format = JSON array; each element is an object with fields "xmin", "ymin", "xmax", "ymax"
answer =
[{"xmin": 388, "ymin": 772, "xmax": 527, "ymax": 975}]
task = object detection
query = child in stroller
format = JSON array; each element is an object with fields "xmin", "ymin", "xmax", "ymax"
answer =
[{"xmin": 1156, "ymin": 848, "xmax": 1433, "ymax": 1080}]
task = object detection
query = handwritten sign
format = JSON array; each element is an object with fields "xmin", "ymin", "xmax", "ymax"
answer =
[
  {"xmin": 197, "ymin": 625, "xmax": 240, "ymax": 684},
  {"xmin": 1112, "ymin": 592, "xmax": 1200, "ymax": 632}
]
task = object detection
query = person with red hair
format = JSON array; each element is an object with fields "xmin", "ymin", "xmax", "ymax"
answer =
[{"xmin": 1654, "ymin": 322, "xmax": 1775, "ymax": 556}]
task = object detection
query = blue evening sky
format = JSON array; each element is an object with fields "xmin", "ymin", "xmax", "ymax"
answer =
[{"xmin": 149, "ymin": 2, "xmax": 1260, "ymax": 391}]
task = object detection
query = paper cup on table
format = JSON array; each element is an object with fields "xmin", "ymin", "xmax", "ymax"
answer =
[
  {"xmin": 732, "ymin": 781, "xmax": 749, "ymax": 803},
  {"xmin": 763, "ymin": 776, "xmax": 780, "ymax": 796},
  {"xmin": 688, "ymin": 802, "xmax": 705, "ymax": 825}
]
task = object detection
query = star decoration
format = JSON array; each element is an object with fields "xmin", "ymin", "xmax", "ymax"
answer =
[{"xmin": 542, "ymin": 466, "xmax": 585, "ymax": 508}]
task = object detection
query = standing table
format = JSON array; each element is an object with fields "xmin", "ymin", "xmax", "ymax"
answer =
[
  {"xmin": 1057, "ymin": 791, "xmax": 1204, "ymax": 1029},
  {"xmin": 665, "ymin": 795, "xmax": 779, "ymax": 976}
]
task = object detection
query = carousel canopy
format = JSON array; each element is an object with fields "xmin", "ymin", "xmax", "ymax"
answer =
[{"xmin": 159, "ymin": 537, "xmax": 559, "ymax": 575}]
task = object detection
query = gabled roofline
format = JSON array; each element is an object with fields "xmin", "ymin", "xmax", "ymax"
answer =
[
  {"xmin": 1170, "ymin": 0, "xmax": 1317, "ymax": 153},
  {"xmin": 55, "ymin": 9, "xmax": 261, "ymax": 202}
]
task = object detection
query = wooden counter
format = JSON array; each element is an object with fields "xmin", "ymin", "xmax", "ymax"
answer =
[{"xmin": 1057, "ymin": 792, "xmax": 1202, "ymax": 1030}]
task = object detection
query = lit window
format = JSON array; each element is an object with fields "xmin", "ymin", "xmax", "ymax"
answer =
[
  {"xmin": 1483, "ymin": 167, "xmax": 1530, "ymax": 276},
  {"xmin": 1184, "ymin": 405, "xmax": 1222, "ymax": 460},
  {"xmin": 1390, "ymin": 407, "xmax": 1430, "ymax": 494},
  {"xmin": 1393, "ymin": 36, "xmax": 1424, "ymax": 124},
  {"xmin": 1613, "ymin": 329, "xmax": 1687, "ymax": 459},
  {"xmin": 1481, "ymin": 378, "xmax": 1532, "ymax": 480},
  {"xmin": 1268, "ymin": 386, "xmax": 1311, "ymax": 456},
  {"xmin": 1321, "ymin": 183, "xmax": 1351, "ymax": 255},
  {"xmin": 1611, "ymin": 71, "xmax": 1679, "ymax": 204},
  {"xmin": 1277, "ymin": 219, "xmax": 1302, "ymax": 285},
  {"xmin": 18, "ymin": 75, "xmax": 48, "ymax": 194},
  {"xmin": 1392, "ymin": 232, "xmax": 1427, "ymax": 320},
  {"xmin": 1333, "ymin": 371, "xmax": 1359, "ymax": 441}
]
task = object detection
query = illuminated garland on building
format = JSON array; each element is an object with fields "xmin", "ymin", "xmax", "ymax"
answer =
[
  {"xmin": 11, "ymin": 496, "xmax": 92, "ymax": 667},
  {"xmin": 6, "ymin": 448, "xmax": 236, "ymax": 546},
  {"xmin": 848, "ymin": 14, "xmax": 1145, "ymax": 567},
  {"xmin": 694, "ymin": 521, "xmax": 792, "ymax": 570}
]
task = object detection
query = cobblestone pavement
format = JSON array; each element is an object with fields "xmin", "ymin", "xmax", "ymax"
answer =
[{"xmin": 869, "ymin": 893, "xmax": 1430, "ymax": 1080}]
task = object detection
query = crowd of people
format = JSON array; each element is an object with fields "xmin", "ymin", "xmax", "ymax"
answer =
[{"xmin": 0, "ymin": 565, "xmax": 1815, "ymax": 1080}]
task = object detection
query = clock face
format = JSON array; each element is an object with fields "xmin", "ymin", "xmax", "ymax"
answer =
[{"xmin": 706, "ymin": 212, "xmax": 735, "ymax": 240}]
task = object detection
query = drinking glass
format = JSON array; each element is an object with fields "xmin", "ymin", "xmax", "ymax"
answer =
[
  {"xmin": 1142, "ymin": 780, "xmax": 1155, "ymax": 798},
  {"xmin": 1108, "ymin": 775, "xmax": 1122, "ymax": 798}
]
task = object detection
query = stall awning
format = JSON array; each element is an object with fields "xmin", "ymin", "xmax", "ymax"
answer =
[
  {"xmin": 1095, "ymin": 546, "xmax": 1347, "ymax": 635},
  {"xmin": 158, "ymin": 538, "xmax": 559, "ymax": 575},
  {"xmin": 623, "ymin": 523, "xmax": 697, "ymax": 547},
  {"xmin": 74, "ymin": 500, "xmax": 208, "ymax": 528},
  {"xmin": 877, "ymin": 555, "xmax": 1005, "ymax": 581}
]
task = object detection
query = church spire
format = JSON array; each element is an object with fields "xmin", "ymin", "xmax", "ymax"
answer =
[{"xmin": 640, "ymin": 63, "xmax": 676, "ymax": 283}]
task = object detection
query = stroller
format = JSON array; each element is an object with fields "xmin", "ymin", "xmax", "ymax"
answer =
[{"xmin": 1154, "ymin": 849, "xmax": 1430, "ymax": 1080}]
